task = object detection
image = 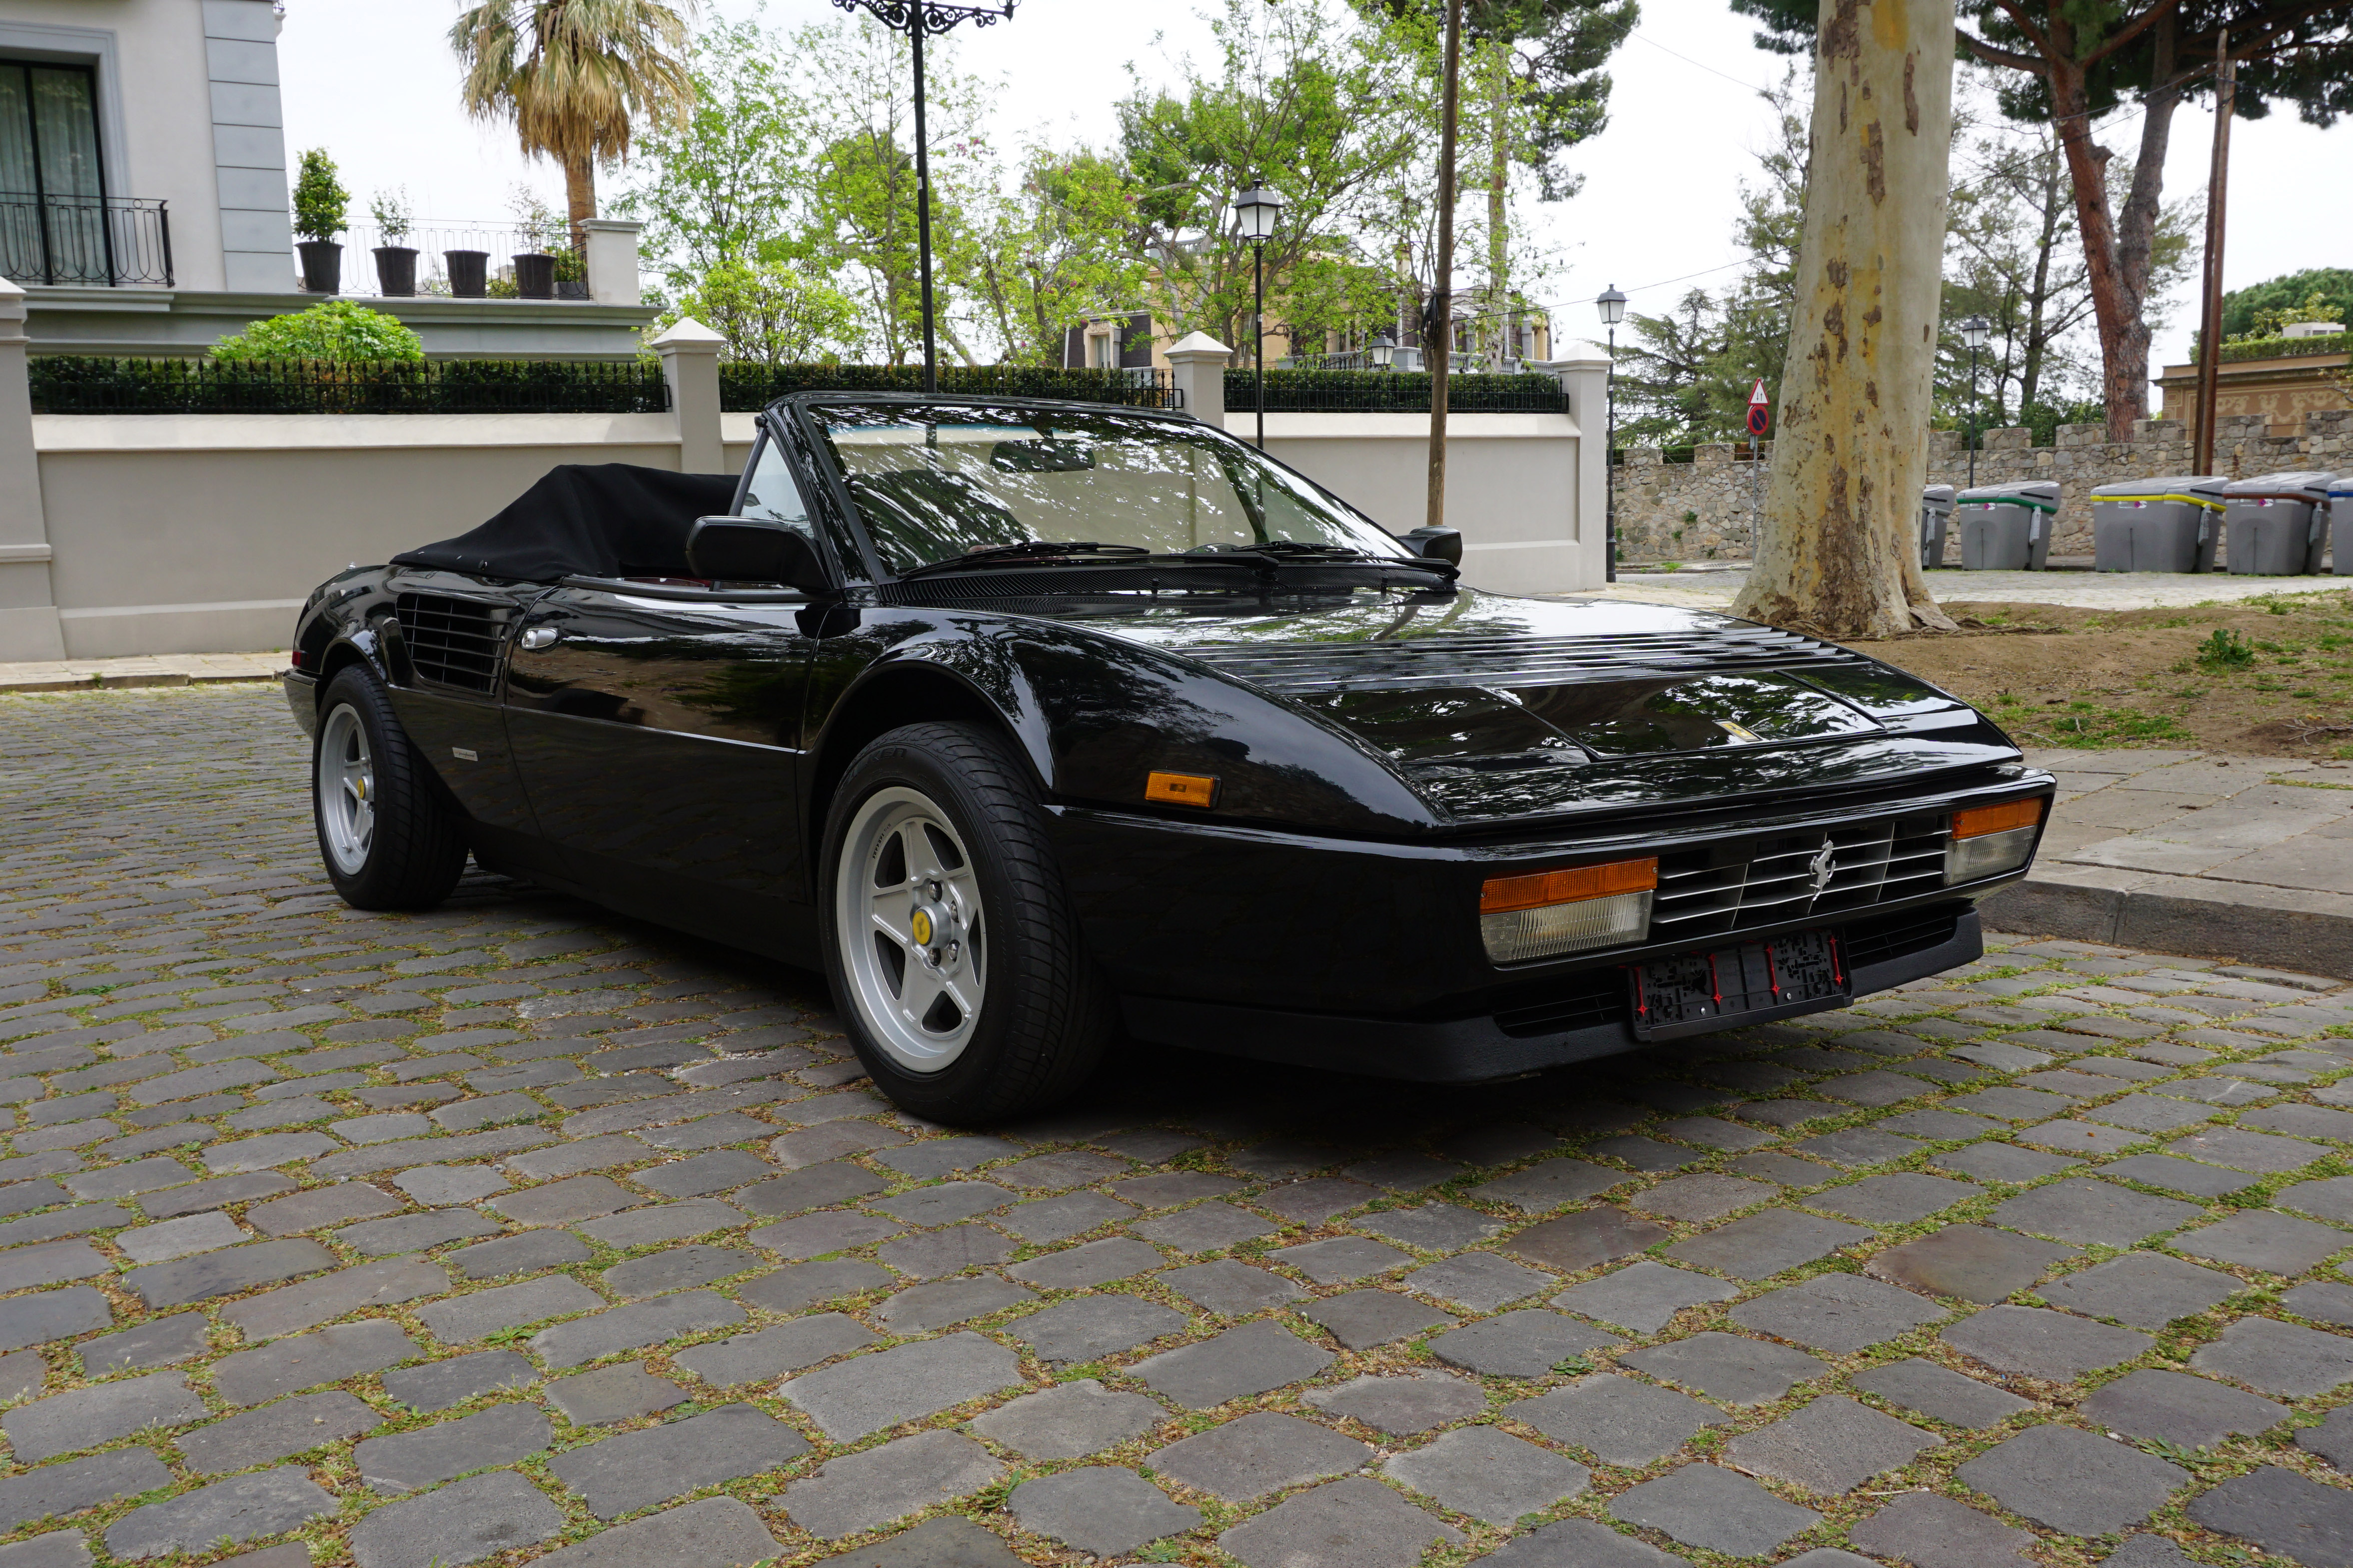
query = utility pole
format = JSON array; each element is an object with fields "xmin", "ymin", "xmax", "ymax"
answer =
[
  {"xmin": 1425, "ymin": 0, "xmax": 1462, "ymax": 532},
  {"xmin": 2193, "ymin": 30, "xmax": 2235, "ymax": 477}
]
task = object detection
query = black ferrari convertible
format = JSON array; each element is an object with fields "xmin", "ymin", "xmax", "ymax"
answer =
[{"xmin": 285, "ymin": 392, "xmax": 2052, "ymax": 1121}]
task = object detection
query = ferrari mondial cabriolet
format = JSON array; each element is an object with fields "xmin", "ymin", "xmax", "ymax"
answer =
[{"xmin": 285, "ymin": 392, "xmax": 2052, "ymax": 1122}]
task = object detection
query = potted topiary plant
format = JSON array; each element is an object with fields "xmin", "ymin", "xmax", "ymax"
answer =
[
  {"xmin": 370, "ymin": 187, "xmax": 417, "ymax": 297},
  {"xmin": 292, "ymin": 148, "xmax": 349, "ymax": 294}
]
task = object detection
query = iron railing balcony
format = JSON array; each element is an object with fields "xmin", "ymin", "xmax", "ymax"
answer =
[{"xmin": 0, "ymin": 194, "xmax": 173, "ymax": 287}]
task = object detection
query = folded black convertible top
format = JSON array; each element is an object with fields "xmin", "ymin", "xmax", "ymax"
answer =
[{"xmin": 391, "ymin": 463, "xmax": 740, "ymax": 584}]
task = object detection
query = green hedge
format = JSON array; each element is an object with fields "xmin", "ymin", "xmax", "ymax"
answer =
[
  {"xmin": 719, "ymin": 363, "xmax": 1177, "ymax": 412},
  {"xmin": 1225, "ymin": 368, "xmax": 1567, "ymax": 414},
  {"xmin": 29, "ymin": 356, "xmax": 668, "ymax": 414},
  {"xmin": 2219, "ymin": 330, "xmax": 2348, "ymax": 363}
]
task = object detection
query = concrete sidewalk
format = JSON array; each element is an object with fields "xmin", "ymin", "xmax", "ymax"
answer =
[
  {"xmin": 1592, "ymin": 567, "xmax": 2351, "ymax": 614},
  {"xmin": 1987, "ymin": 749, "xmax": 2353, "ymax": 978},
  {"xmin": 0, "ymin": 651, "xmax": 283, "ymax": 693}
]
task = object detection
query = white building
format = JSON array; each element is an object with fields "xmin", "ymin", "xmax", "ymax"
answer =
[{"xmin": 0, "ymin": 0, "xmax": 653, "ymax": 358}]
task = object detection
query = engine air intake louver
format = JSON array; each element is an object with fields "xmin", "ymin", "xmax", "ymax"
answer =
[
  {"xmin": 394, "ymin": 593, "xmax": 510, "ymax": 694},
  {"xmin": 1185, "ymin": 629, "xmax": 1870, "ymax": 694}
]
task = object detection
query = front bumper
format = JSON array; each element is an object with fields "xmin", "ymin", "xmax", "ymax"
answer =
[
  {"xmin": 284, "ymin": 672, "xmax": 319, "ymax": 737},
  {"xmin": 1118, "ymin": 902, "xmax": 1981, "ymax": 1081}
]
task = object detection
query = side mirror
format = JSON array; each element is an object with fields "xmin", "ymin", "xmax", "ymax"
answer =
[
  {"xmin": 686, "ymin": 517, "xmax": 834, "ymax": 594},
  {"xmin": 1404, "ymin": 526, "xmax": 1463, "ymax": 566}
]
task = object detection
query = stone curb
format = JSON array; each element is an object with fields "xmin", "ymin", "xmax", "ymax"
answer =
[{"xmin": 1984, "ymin": 870, "xmax": 2353, "ymax": 981}]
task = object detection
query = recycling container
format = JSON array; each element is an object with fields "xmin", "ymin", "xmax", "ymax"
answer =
[
  {"xmin": 2223, "ymin": 471, "xmax": 2335, "ymax": 575},
  {"xmin": 2333, "ymin": 474, "xmax": 2353, "ymax": 576},
  {"xmin": 1920, "ymin": 485, "xmax": 1956, "ymax": 571},
  {"xmin": 1955, "ymin": 480, "xmax": 2059, "ymax": 570},
  {"xmin": 2089, "ymin": 475, "xmax": 2227, "ymax": 573}
]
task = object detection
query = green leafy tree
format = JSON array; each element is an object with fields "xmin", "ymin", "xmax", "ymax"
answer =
[
  {"xmin": 1728, "ymin": 0, "xmax": 2353, "ymax": 439},
  {"xmin": 291, "ymin": 149, "xmax": 348, "ymax": 243},
  {"xmin": 210, "ymin": 300, "xmax": 425, "ymax": 362},
  {"xmin": 2222, "ymin": 268, "xmax": 2353, "ymax": 339},
  {"xmin": 972, "ymin": 148, "xmax": 1152, "ymax": 366},
  {"xmin": 657, "ymin": 260, "xmax": 859, "ymax": 361},
  {"xmin": 450, "ymin": 0, "xmax": 698, "ymax": 249}
]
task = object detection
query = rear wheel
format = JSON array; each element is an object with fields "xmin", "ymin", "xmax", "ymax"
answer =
[
  {"xmin": 312, "ymin": 667, "xmax": 468, "ymax": 910},
  {"xmin": 821, "ymin": 721, "xmax": 1112, "ymax": 1124}
]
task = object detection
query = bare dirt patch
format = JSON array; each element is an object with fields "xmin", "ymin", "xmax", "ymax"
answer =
[{"xmin": 1843, "ymin": 586, "xmax": 2353, "ymax": 758}]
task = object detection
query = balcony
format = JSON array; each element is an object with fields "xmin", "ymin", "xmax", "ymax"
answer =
[{"xmin": 0, "ymin": 194, "xmax": 173, "ymax": 287}]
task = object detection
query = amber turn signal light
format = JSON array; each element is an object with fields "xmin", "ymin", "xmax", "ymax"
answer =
[
  {"xmin": 1952, "ymin": 797, "xmax": 2044, "ymax": 840},
  {"xmin": 1146, "ymin": 772, "xmax": 1219, "ymax": 808},
  {"xmin": 1481, "ymin": 857, "xmax": 1658, "ymax": 914}
]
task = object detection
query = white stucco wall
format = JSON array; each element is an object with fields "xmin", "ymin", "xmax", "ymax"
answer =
[{"xmin": 0, "ymin": 0, "xmax": 240, "ymax": 291}]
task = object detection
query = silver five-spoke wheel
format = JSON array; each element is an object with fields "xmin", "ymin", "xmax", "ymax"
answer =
[
  {"xmin": 837, "ymin": 784, "xmax": 987, "ymax": 1072},
  {"xmin": 317, "ymin": 703, "xmax": 376, "ymax": 876}
]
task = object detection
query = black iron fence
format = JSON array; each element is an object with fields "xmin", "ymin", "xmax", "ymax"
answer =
[
  {"xmin": 1225, "ymin": 368, "xmax": 1567, "ymax": 414},
  {"xmin": 0, "ymin": 194, "xmax": 173, "ymax": 286},
  {"xmin": 27, "ymin": 357, "xmax": 669, "ymax": 415},
  {"xmin": 720, "ymin": 362, "xmax": 1179, "ymax": 412}
]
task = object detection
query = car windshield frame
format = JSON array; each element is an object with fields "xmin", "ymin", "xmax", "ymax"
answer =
[{"xmin": 776, "ymin": 393, "xmax": 1418, "ymax": 582}]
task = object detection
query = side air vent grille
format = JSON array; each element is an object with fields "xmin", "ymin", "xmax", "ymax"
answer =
[
  {"xmin": 1185, "ymin": 630, "xmax": 1870, "ymax": 694},
  {"xmin": 394, "ymin": 593, "xmax": 510, "ymax": 694},
  {"xmin": 1649, "ymin": 812, "xmax": 1950, "ymax": 942}
]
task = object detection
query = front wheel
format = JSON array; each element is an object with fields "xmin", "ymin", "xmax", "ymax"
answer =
[
  {"xmin": 312, "ymin": 667, "xmax": 468, "ymax": 910},
  {"xmin": 820, "ymin": 722, "xmax": 1113, "ymax": 1124}
]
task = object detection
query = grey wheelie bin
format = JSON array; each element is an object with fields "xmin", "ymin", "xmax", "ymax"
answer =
[
  {"xmin": 2333, "ymin": 473, "xmax": 2352, "ymax": 576},
  {"xmin": 1920, "ymin": 485, "xmax": 1956, "ymax": 570},
  {"xmin": 1956, "ymin": 480, "xmax": 2059, "ymax": 570},
  {"xmin": 2089, "ymin": 475, "xmax": 2226, "ymax": 573},
  {"xmin": 2224, "ymin": 471, "xmax": 2336, "ymax": 575}
]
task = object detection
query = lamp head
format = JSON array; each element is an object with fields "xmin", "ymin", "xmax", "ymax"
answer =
[
  {"xmin": 1595, "ymin": 285, "xmax": 1627, "ymax": 328},
  {"xmin": 1369, "ymin": 331, "xmax": 1394, "ymax": 368},
  {"xmin": 1961, "ymin": 315, "xmax": 1991, "ymax": 350},
  {"xmin": 1231, "ymin": 184, "xmax": 1285, "ymax": 243}
]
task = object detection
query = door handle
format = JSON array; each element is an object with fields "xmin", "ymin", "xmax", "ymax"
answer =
[{"xmin": 520, "ymin": 627, "xmax": 560, "ymax": 651}]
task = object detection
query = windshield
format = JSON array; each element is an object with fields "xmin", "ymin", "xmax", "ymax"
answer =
[{"xmin": 802, "ymin": 402, "xmax": 1408, "ymax": 576}]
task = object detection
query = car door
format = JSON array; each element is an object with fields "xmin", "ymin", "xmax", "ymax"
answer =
[{"xmin": 501, "ymin": 436, "xmax": 828, "ymax": 932}]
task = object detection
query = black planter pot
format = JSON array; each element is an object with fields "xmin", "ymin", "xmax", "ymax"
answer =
[
  {"xmin": 512, "ymin": 252, "xmax": 556, "ymax": 300},
  {"xmin": 555, "ymin": 279, "xmax": 588, "ymax": 300},
  {"xmin": 296, "ymin": 240, "xmax": 342, "ymax": 294},
  {"xmin": 372, "ymin": 246, "xmax": 418, "ymax": 297},
  {"xmin": 445, "ymin": 250, "xmax": 488, "ymax": 298}
]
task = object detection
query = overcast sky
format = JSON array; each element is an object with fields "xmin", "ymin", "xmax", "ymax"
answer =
[{"xmin": 279, "ymin": 0, "xmax": 2350, "ymax": 384}]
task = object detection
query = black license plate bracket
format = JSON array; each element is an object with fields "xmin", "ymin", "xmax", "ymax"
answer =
[{"xmin": 1627, "ymin": 928, "xmax": 1850, "ymax": 1041}]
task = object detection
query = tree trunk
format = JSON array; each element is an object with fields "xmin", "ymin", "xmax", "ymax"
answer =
[
  {"xmin": 1488, "ymin": 40, "xmax": 1510, "ymax": 370},
  {"xmin": 1732, "ymin": 0, "xmax": 1959, "ymax": 639},
  {"xmin": 562, "ymin": 149, "xmax": 596, "ymax": 258}
]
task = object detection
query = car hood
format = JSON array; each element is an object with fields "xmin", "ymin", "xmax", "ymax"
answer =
[{"xmin": 1002, "ymin": 587, "xmax": 2020, "ymax": 827}]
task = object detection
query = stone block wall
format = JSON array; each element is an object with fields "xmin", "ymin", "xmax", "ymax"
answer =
[{"xmin": 1613, "ymin": 409, "xmax": 2353, "ymax": 562}]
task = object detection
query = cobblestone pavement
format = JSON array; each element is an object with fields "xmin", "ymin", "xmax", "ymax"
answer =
[
  {"xmin": 5, "ymin": 687, "xmax": 2353, "ymax": 1568},
  {"xmin": 1588, "ymin": 573, "xmax": 2352, "ymax": 615}
]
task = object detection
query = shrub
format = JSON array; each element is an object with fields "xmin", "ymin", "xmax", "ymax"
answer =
[
  {"xmin": 2195, "ymin": 628, "xmax": 2256, "ymax": 669},
  {"xmin": 209, "ymin": 301, "xmax": 424, "ymax": 363},
  {"xmin": 292, "ymin": 149, "xmax": 349, "ymax": 243}
]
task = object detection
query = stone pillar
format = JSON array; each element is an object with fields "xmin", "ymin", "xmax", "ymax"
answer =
[
  {"xmin": 581, "ymin": 220, "xmax": 644, "ymax": 307},
  {"xmin": 0, "ymin": 275, "xmax": 63, "ymax": 663},
  {"xmin": 1165, "ymin": 332, "xmax": 1230, "ymax": 429},
  {"xmin": 1532, "ymin": 348, "xmax": 1612, "ymax": 590},
  {"xmin": 652, "ymin": 317, "xmax": 726, "ymax": 476}
]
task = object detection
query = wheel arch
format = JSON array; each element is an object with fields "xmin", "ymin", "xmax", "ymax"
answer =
[{"xmin": 806, "ymin": 657, "xmax": 1046, "ymax": 852}]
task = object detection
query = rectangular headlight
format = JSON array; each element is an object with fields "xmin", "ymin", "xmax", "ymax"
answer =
[
  {"xmin": 1480, "ymin": 857, "xmax": 1657, "ymax": 963},
  {"xmin": 1945, "ymin": 797, "xmax": 2044, "ymax": 884}
]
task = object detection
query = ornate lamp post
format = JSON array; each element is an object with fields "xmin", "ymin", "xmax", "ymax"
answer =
[
  {"xmin": 1960, "ymin": 315, "xmax": 1990, "ymax": 490},
  {"xmin": 830, "ymin": 0, "xmax": 1018, "ymax": 394},
  {"xmin": 1230, "ymin": 182, "xmax": 1284, "ymax": 448},
  {"xmin": 1369, "ymin": 331, "xmax": 1395, "ymax": 371},
  {"xmin": 1596, "ymin": 285, "xmax": 1627, "ymax": 582}
]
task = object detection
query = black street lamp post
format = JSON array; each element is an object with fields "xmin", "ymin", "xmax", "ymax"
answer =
[
  {"xmin": 1230, "ymin": 183, "xmax": 1284, "ymax": 448},
  {"xmin": 1596, "ymin": 285, "xmax": 1626, "ymax": 583},
  {"xmin": 1960, "ymin": 315, "xmax": 1990, "ymax": 490},
  {"xmin": 830, "ymin": 0, "xmax": 1018, "ymax": 394}
]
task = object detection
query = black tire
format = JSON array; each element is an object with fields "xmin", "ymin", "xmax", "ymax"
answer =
[
  {"xmin": 819, "ymin": 721, "xmax": 1114, "ymax": 1124},
  {"xmin": 312, "ymin": 666, "xmax": 468, "ymax": 910}
]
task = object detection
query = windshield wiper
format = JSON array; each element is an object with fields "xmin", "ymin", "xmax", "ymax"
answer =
[
  {"xmin": 1185, "ymin": 541, "xmax": 1366, "ymax": 559},
  {"xmin": 898, "ymin": 541, "xmax": 1151, "ymax": 580},
  {"xmin": 1179, "ymin": 541, "xmax": 1456, "ymax": 579}
]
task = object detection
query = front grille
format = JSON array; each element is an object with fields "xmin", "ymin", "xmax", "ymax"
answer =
[
  {"xmin": 1649, "ymin": 811, "xmax": 1949, "ymax": 942},
  {"xmin": 395, "ymin": 593, "xmax": 510, "ymax": 693},
  {"xmin": 1185, "ymin": 629, "xmax": 1871, "ymax": 694}
]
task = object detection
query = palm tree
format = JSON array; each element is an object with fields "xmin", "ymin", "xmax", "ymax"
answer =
[{"xmin": 450, "ymin": 0, "xmax": 697, "ymax": 251}]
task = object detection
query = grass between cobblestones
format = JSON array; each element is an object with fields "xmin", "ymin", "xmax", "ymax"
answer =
[{"xmin": 0, "ymin": 687, "xmax": 2352, "ymax": 1567}]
